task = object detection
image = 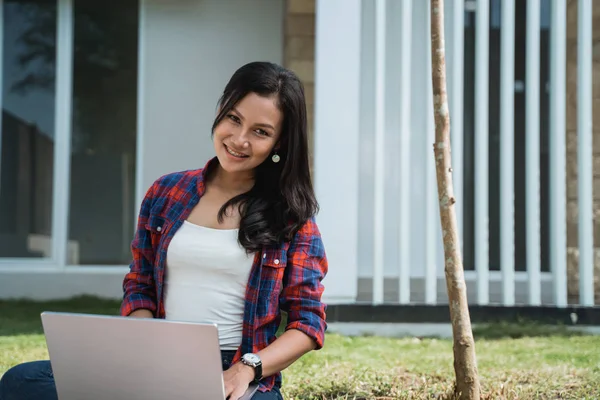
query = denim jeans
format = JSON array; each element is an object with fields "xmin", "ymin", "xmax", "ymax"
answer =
[{"xmin": 0, "ymin": 351, "xmax": 283, "ymax": 400}]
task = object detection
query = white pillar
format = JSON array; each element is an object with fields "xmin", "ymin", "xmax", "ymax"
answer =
[
  {"xmin": 52, "ymin": 0, "xmax": 74, "ymax": 268},
  {"xmin": 577, "ymin": 0, "xmax": 594, "ymax": 306},
  {"xmin": 397, "ymin": 0, "xmax": 413, "ymax": 305},
  {"xmin": 135, "ymin": 0, "xmax": 147, "ymax": 214},
  {"xmin": 410, "ymin": 0, "xmax": 438, "ymax": 299},
  {"xmin": 475, "ymin": 0, "xmax": 490, "ymax": 305},
  {"xmin": 314, "ymin": 0, "xmax": 361, "ymax": 304},
  {"xmin": 549, "ymin": 0, "xmax": 567, "ymax": 307},
  {"xmin": 423, "ymin": 0, "xmax": 437, "ymax": 305},
  {"xmin": 500, "ymin": 0, "xmax": 516, "ymax": 306},
  {"xmin": 372, "ymin": 0, "xmax": 387, "ymax": 305},
  {"xmin": 526, "ymin": 0, "xmax": 542, "ymax": 306},
  {"xmin": 446, "ymin": 0, "xmax": 465, "ymax": 251}
]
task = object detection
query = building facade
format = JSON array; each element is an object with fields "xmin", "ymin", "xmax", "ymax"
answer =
[{"xmin": 0, "ymin": 0, "xmax": 598, "ymax": 309}]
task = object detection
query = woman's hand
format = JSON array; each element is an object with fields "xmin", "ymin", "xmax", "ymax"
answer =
[{"xmin": 223, "ymin": 362, "xmax": 255, "ymax": 400}]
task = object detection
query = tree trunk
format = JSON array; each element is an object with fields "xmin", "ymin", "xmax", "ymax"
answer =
[{"xmin": 429, "ymin": 0, "xmax": 482, "ymax": 398}]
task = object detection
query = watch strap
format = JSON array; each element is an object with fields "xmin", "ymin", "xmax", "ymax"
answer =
[{"xmin": 241, "ymin": 354, "xmax": 263, "ymax": 383}]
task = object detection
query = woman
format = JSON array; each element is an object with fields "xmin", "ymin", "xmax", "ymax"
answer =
[{"xmin": 0, "ymin": 61, "xmax": 328, "ymax": 400}]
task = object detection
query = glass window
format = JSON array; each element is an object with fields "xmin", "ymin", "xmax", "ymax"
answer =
[
  {"xmin": 0, "ymin": 0, "xmax": 57, "ymax": 258},
  {"xmin": 68, "ymin": 0, "xmax": 139, "ymax": 265}
]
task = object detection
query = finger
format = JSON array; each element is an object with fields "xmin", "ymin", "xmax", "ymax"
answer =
[
  {"xmin": 224, "ymin": 382, "xmax": 234, "ymax": 398},
  {"xmin": 230, "ymin": 389, "xmax": 245, "ymax": 400}
]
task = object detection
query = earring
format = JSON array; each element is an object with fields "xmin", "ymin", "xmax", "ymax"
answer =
[{"xmin": 272, "ymin": 152, "xmax": 280, "ymax": 163}]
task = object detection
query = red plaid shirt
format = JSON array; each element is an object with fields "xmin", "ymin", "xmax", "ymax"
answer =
[{"xmin": 120, "ymin": 158, "xmax": 328, "ymax": 392}]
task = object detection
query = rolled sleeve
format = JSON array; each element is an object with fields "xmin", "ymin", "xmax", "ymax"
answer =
[
  {"xmin": 120, "ymin": 184, "xmax": 158, "ymax": 317},
  {"xmin": 280, "ymin": 218, "xmax": 328, "ymax": 349}
]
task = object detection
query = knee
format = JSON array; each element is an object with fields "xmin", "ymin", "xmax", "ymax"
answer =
[
  {"xmin": 0, "ymin": 363, "xmax": 25, "ymax": 399},
  {"xmin": 0, "ymin": 361, "xmax": 54, "ymax": 400}
]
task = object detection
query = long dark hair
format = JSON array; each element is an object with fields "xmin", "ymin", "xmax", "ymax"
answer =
[{"xmin": 210, "ymin": 61, "xmax": 318, "ymax": 253}]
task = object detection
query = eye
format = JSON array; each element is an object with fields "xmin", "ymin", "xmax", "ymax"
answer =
[
  {"xmin": 227, "ymin": 114, "xmax": 240, "ymax": 124},
  {"xmin": 254, "ymin": 129, "xmax": 269, "ymax": 137}
]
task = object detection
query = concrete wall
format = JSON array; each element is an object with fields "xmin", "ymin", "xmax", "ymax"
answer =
[{"xmin": 138, "ymin": 0, "xmax": 284, "ymax": 196}]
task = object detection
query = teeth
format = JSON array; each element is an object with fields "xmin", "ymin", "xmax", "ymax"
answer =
[{"xmin": 226, "ymin": 145, "xmax": 247, "ymax": 158}]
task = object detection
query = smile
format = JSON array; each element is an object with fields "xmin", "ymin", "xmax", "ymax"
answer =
[{"xmin": 224, "ymin": 144, "xmax": 249, "ymax": 158}]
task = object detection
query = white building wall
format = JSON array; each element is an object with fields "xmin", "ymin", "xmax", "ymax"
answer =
[{"xmin": 137, "ymin": 0, "xmax": 284, "ymax": 199}]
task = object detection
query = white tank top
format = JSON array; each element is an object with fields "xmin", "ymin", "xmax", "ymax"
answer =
[{"xmin": 164, "ymin": 220, "xmax": 254, "ymax": 350}]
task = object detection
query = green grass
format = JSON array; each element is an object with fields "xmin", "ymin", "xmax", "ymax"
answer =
[{"xmin": 1, "ymin": 297, "xmax": 599, "ymax": 399}]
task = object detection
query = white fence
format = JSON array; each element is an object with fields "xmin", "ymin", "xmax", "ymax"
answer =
[{"xmin": 315, "ymin": 0, "xmax": 596, "ymax": 308}]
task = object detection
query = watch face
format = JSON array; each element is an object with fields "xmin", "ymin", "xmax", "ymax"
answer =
[{"xmin": 244, "ymin": 353, "xmax": 260, "ymax": 364}]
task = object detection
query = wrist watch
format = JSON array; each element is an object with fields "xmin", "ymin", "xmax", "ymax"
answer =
[{"xmin": 240, "ymin": 353, "xmax": 263, "ymax": 383}]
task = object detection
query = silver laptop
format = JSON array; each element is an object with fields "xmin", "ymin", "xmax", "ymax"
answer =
[{"xmin": 41, "ymin": 312, "xmax": 258, "ymax": 400}]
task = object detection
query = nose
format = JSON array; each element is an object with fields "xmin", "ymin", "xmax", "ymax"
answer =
[{"xmin": 230, "ymin": 130, "xmax": 251, "ymax": 148}]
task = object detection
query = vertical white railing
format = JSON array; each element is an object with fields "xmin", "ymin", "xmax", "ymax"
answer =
[
  {"xmin": 500, "ymin": 0, "xmax": 515, "ymax": 306},
  {"xmin": 450, "ymin": 0, "xmax": 465, "ymax": 251},
  {"xmin": 51, "ymin": 0, "xmax": 74, "ymax": 267},
  {"xmin": 372, "ymin": 0, "xmax": 387, "ymax": 305},
  {"xmin": 398, "ymin": 0, "xmax": 412, "ymax": 304},
  {"xmin": 549, "ymin": 0, "xmax": 567, "ymax": 307},
  {"xmin": 577, "ymin": 0, "xmax": 595, "ymax": 307},
  {"xmin": 424, "ymin": 0, "xmax": 437, "ymax": 305},
  {"xmin": 526, "ymin": 0, "xmax": 542, "ymax": 306},
  {"xmin": 361, "ymin": 0, "xmax": 595, "ymax": 308},
  {"xmin": 475, "ymin": 0, "xmax": 490, "ymax": 304}
]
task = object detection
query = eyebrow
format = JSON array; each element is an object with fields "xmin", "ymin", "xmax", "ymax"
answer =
[{"xmin": 232, "ymin": 107, "xmax": 275, "ymax": 131}]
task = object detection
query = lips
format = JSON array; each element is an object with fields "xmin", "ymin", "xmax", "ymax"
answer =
[{"xmin": 224, "ymin": 144, "xmax": 249, "ymax": 158}]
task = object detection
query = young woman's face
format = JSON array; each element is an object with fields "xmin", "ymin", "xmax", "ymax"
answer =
[{"xmin": 213, "ymin": 92, "xmax": 283, "ymax": 175}]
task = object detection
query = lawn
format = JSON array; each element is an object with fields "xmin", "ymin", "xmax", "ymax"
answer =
[{"xmin": 1, "ymin": 297, "xmax": 599, "ymax": 399}]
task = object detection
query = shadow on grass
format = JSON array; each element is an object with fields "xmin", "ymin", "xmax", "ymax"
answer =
[
  {"xmin": 472, "ymin": 319, "xmax": 589, "ymax": 340},
  {"xmin": 0, "ymin": 296, "xmax": 121, "ymax": 336}
]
